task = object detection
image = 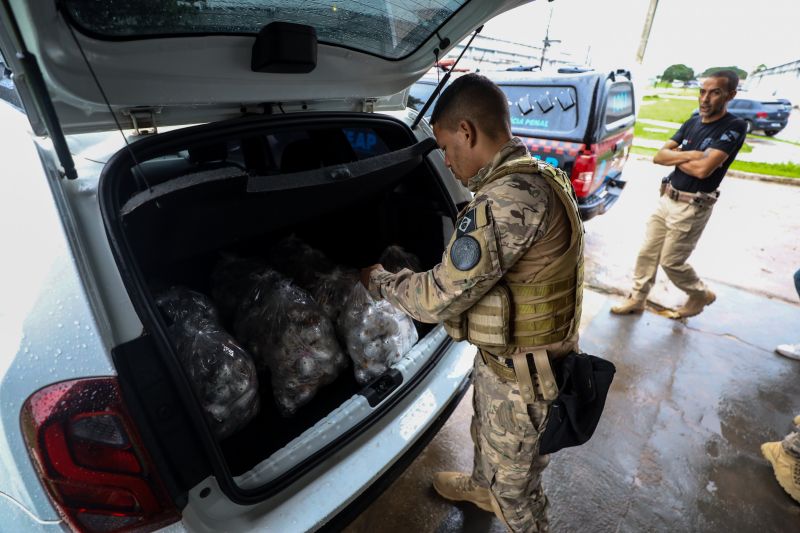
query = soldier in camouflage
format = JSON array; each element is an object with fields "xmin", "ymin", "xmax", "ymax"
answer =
[
  {"xmin": 362, "ymin": 74, "xmax": 584, "ymax": 532},
  {"xmin": 762, "ymin": 414, "xmax": 800, "ymax": 504}
]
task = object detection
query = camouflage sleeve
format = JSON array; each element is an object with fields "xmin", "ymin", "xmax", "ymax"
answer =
[{"xmin": 370, "ymin": 173, "xmax": 551, "ymax": 323}]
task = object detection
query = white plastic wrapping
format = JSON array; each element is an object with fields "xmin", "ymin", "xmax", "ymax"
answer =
[
  {"xmin": 156, "ymin": 286, "xmax": 260, "ymax": 439},
  {"xmin": 337, "ymin": 283, "xmax": 418, "ymax": 385}
]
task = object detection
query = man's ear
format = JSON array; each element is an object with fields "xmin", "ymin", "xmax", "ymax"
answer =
[
  {"xmin": 458, "ymin": 119, "xmax": 478, "ymax": 148},
  {"xmin": 727, "ymin": 89, "xmax": 737, "ymax": 102}
]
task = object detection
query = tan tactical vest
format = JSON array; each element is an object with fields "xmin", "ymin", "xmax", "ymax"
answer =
[{"xmin": 444, "ymin": 157, "xmax": 584, "ymax": 351}]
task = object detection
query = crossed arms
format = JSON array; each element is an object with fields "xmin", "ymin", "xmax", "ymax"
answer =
[{"xmin": 653, "ymin": 140, "xmax": 729, "ymax": 179}]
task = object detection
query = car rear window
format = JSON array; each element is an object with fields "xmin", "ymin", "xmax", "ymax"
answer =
[
  {"xmin": 62, "ymin": 0, "xmax": 467, "ymax": 59},
  {"xmin": 762, "ymin": 103, "xmax": 785, "ymax": 112},
  {"xmin": 408, "ymin": 82, "xmax": 438, "ymax": 117},
  {"xmin": 502, "ymin": 85, "xmax": 579, "ymax": 135},
  {"xmin": 604, "ymin": 83, "xmax": 634, "ymax": 125}
]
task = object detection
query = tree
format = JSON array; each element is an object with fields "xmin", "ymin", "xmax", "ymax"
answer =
[
  {"xmin": 661, "ymin": 64, "xmax": 694, "ymax": 83},
  {"xmin": 700, "ymin": 66, "xmax": 748, "ymax": 80},
  {"xmin": 752, "ymin": 64, "xmax": 768, "ymax": 76}
]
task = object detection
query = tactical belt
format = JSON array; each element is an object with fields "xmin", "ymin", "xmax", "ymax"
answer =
[
  {"xmin": 664, "ymin": 183, "xmax": 719, "ymax": 208},
  {"xmin": 479, "ymin": 349, "xmax": 558, "ymax": 403}
]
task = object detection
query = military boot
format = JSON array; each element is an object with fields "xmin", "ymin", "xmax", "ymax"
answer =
[
  {"xmin": 610, "ymin": 296, "xmax": 645, "ymax": 315},
  {"xmin": 761, "ymin": 441, "xmax": 800, "ymax": 504},
  {"xmin": 432, "ymin": 472, "xmax": 492, "ymax": 512},
  {"xmin": 674, "ymin": 289, "xmax": 716, "ymax": 318}
]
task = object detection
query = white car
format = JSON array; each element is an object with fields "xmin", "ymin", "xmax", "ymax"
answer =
[{"xmin": 0, "ymin": 1, "xmax": 530, "ymax": 532}]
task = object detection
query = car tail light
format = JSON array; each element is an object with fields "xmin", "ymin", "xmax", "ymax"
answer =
[
  {"xmin": 21, "ymin": 378, "xmax": 180, "ymax": 533},
  {"xmin": 756, "ymin": 111, "xmax": 768, "ymax": 119},
  {"xmin": 570, "ymin": 152, "xmax": 596, "ymax": 197}
]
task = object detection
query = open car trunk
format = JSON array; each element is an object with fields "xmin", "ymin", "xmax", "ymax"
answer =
[{"xmin": 100, "ymin": 112, "xmax": 460, "ymax": 502}]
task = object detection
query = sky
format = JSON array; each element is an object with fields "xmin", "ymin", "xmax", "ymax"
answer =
[{"xmin": 482, "ymin": 0, "xmax": 800, "ymax": 80}]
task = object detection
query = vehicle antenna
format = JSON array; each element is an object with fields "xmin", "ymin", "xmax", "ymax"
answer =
[{"xmin": 539, "ymin": 3, "xmax": 561, "ymax": 70}]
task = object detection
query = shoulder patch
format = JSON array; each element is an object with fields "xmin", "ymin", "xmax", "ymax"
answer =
[
  {"xmin": 450, "ymin": 235, "xmax": 481, "ymax": 271},
  {"xmin": 456, "ymin": 207, "xmax": 478, "ymax": 237}
]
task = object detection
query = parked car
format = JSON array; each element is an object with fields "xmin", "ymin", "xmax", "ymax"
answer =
[
  {"xmin": 410, "ymin": 67, "xmax": 635, "ymax": 220},
  {"xmin": 726, "ymin": 98, "xmax": 790, "ymax": 136},
  {"xmin": 0, "ymin": 1, "xmax": 530, "ymax": 532}
]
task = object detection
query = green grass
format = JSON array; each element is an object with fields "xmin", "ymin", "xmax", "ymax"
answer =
[
  {"xmin": 630, "ymin": 146, "xmax": 800, "ymax": 178},
  {"xmin": 630, "ymin": 146, "xmax": 659, "ymax": 157},
  {"xmin": 638, "ymin": 97, "xmax": 697, "ymax": 123},
  {"xmin": 728, "ymin": 160, "xmax": 800, "ymax": 178},
  {"xmin": 748, "ymin": 133, "xmax": 800, "ymax": 147},
  {"xmin": 634, "ymin": 122, "xmax": 753, "ymax": 153},
  {"xmin": 650, "ymin": 84, "xmax": 699, "ymax": 97},
  {"xmin": 640, "ymin": 96, "xmax": 800, "ymax": 149}
]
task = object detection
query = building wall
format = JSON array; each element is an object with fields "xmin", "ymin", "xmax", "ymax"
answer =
[{"xmin": 744, "ymin": 60, "xmax": 800, "ymax": 106}]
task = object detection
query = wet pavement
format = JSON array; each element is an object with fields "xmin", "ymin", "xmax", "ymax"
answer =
[
  {"xmin": 345, "ymin": 287, "xmax": 800, "ymax": 533},
  {"xmin": 345, "ymin": 159, "xmax": 800, "ymax": 532},
  {"xmin": 584, "ymin": 158, "xmax": 800, "ymax": 307}
]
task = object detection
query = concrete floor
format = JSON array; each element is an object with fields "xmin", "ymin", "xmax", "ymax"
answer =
[{"xmin": 345, "ymin": 287, "xmax": 800, "ymax": 532}]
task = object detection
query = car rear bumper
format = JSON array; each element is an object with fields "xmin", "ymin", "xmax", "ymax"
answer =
[
  {"xmin": 170, "ymin": 331, "xmax": 476, "ymax": 532},
  {"xmin": 577, "ymin": 175, "xmax": 626, "ymax": 221},
  {"xmin": 753, "ymin": 118, "xmax": 788, "ymax": 131}
]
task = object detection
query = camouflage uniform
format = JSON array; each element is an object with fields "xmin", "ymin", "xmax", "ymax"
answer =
[
  {"xmin": 370, "ymin": 138, "xmax": 580, "ymax": 532},
  {"xmin": 783, "ymin": 421, "xmax": 800, "ymax": 459}
]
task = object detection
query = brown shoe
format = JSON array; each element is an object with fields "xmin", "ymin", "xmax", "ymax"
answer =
[
  {"xmin": 674, "ymin": 289, "xmax": 716, "ymax": 318},
  {"xmin": 610, "ymin": 297, "xmax": 646, "ymax": 315},
  {"xmin": 433, "ymin": 472, "xmax": 492, "ymax": 512},
  {"xmin": 761, "ymin": 441, "xmax": 800, "ymax": 504}
]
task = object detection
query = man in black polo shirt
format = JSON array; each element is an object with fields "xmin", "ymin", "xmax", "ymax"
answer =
[{"xmin": 612, "ymin": 70, "xmax": 747, "ymax": 318}]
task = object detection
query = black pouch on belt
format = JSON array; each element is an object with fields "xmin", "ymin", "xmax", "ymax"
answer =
[
  {"xmin": 660, "ymin": 176, "xmax": 669, "ymax": 196},
  {"xmin": 538, "ymin": 352, "xmax": 616, "ymax": 455}
]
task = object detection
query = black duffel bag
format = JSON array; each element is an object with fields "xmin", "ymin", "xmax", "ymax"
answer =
[{"xmin": 538, "ymin": 352, "xmax": 616, "ymax": 455}]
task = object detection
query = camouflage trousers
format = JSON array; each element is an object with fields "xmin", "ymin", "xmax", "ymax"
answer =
[
  {"xmin": 632, "ymin": 194, "xmax": 714, "ymax": 300},
  {"xmin": 783, "ymin": 417, "xmax": 800, "ymax": 458},
  {"xmin": 470, "ymin": 356, "xmax": 551, "ymax": 532}
]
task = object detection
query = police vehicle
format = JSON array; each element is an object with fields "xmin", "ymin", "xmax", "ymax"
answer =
[
  {"xmin": 410, "ymin": 68, "xmax": 636, "ymax": 220},
  {"xmin": 0, "ymin": 1, "xmax": 534, "ymax": 532}
]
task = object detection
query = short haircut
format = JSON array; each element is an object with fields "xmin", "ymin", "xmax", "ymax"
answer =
[
  {"xmin": 708, "ymin": 70, "xmax": 739, "ymax": 92},
  {"xmin": 430, "ymin": 73, "xmax": 511, "ymax": 140}
]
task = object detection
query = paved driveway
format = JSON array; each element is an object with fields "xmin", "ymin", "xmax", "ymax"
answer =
[{"xmin": 346, "ymin": 158, "xmax": 800, "ymax": 533}]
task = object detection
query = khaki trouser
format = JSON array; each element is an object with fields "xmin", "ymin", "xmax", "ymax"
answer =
[
  {"xmin": 470, "ymin": 356, "xmax": 551, "ymax": 532},
  {"xmin": 631, "ymin": 194, "xmax": 715, "ymax": 301}
]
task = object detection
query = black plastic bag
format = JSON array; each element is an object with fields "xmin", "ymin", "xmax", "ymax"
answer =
[
  {"xmin": 538, "ymin": 352, "xmax": 616, "ymax": 455},
  {"xmin": 379, "ymin": 245, "xmax": 421, "ymax": 273}
]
